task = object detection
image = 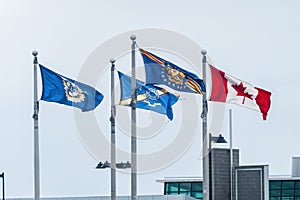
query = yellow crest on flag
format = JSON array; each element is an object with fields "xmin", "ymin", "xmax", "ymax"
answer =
[
  {"xmin": 166, "ymin": 65, "xmax": 185, "ymax": 85},
  {"xmin": 62, "ymin": 78, "xmax": 85, "ymax": 103}
]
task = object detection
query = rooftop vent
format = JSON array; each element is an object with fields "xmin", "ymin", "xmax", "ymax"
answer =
[{"xmin": 292, "ymin": 157, "xmax": 300, "ymax": 177}]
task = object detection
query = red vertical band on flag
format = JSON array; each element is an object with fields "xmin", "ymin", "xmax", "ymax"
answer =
[
  {"xmin": 209, "ymin": 65, "xmax": 228, "ymax": 102},
  {"xmin": 255, "ymin": 87, "xmax": 272, "ymax": 120}
]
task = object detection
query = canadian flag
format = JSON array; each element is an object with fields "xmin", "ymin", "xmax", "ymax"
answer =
[{"xmin": 209, "ymin": 65, "xmax": 272, "ymax": 120}]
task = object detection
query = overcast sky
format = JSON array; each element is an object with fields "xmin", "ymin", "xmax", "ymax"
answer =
[{"xmin": 1, "ymin": 0, "xmax": 300, "ymax": 198}]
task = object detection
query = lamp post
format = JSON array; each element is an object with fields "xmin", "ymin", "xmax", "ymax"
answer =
[
  {"xmin": 96, "ymin": 161, "xmax": 131, "ymax": 169},
  {"xmin": 95, "ymin": 160, "xmax": 131, "ymax": 198},
  {"xmin": 95, "ymin": 160, "xmax": 131, "ymax": 196},
  {"xmin": 209, "ymin": 134, "xmax": 227, "ymax": 200},
  {"xmin": 0, "ymin": 172, "xmax": 4, "ymax": 200}
]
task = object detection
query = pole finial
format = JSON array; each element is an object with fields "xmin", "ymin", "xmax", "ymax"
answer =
[
  {"xmin": 130, "ymin": 34, "xmax": 136, "ymax": 41},
  {"xmin": 201, "ymin": 49, "xmax": 207, "ymax": 56},
  {"xmin": 110, "ymin": 58, "xmax": 116, "ymax": 64},
  {"xmin": 32, "ymin": 50, "xmax": 38, "ymax": 56}
]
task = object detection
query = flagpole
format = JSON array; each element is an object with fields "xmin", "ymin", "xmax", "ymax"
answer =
[
  {"xmin": 130, "ymin": 34, "xmax": 137, "ymax": 200},
  {"xmin": 110, "ymin": 58, "xmax": 116, "ymax": 200},
  {"xmin": 32, "ymin": 50, "xmax": 40, "ymax": 200},
  {"xmin": 1, "ymin": 172, "xmax": 5, "ymax": 200},
  {"xmin": 201, "ymin": 49, "xmax": 209, "ymax": 200},
  {"xmin": 229, "ymin": 109, "xmax": 233, "ymax": 200}
]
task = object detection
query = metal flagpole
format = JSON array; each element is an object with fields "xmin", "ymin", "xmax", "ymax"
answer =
[
  {"xmin": 201, "ymin": 49, "xmax": 209, "ymax": 200},
  {"xmin": 208, "ymin": 134, "xmax": 212, "ymax": 200},
  {"xmin": 229, "ymin": 109, "xmax": 233, "ymax": 200},
  {"xmin": 130, "ymin": 34, "xmax": 137, "ymax": 200},
  {"xmin": 1, "ymin": 172, "xmax": 4, "ymax": 200},
  {"xmin": 110, "ymin": 58, "xmax": 116, "ymax": 200},
  {"xmin": 32, "ymin": 50, "xmax": 40, "ymax": 200}
]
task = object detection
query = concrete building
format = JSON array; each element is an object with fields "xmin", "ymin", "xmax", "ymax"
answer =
[
  {"xmin": 158, "ymin": 149, "xmax": 300, "ymax": 200},
  {"xmin": 9, "ymin": 195, "xmax": 197, "ymax": 200},
  {"xmin": 159, "ymin": 176, "xmax": 300, "ymax": 200}
]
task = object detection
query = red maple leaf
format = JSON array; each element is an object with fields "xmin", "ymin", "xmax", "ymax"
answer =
[{"xmin": 231, "ymin": 82, "xmax": 253, "ymax": 104}]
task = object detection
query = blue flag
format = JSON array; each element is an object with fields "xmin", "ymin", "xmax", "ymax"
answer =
[
  {"xmin": 118, "ymin": 71, "xmax": 179, "ymax": 120},
  {"xmin": 140, "ymin": 49, "xmax": 206, "ymax": 94},
  {"xmin": 39, "ymin": 65, "xmax": 104, "ymax": 112}
]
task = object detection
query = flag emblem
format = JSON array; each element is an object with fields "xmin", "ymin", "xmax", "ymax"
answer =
[
  {"xmin": 145, "ymin": 87, "xmax": 160, "ymax": 101},
  {"xmin": 165, "ymin": 65, "xmax": 185, "ymax": 85},
  {"xmin": 230, "ymin": 82, "xmax": 253, "ymax": 104},
  {"xmin": 164, "ymin": 65, "xmax": 203, "ymax": 93},
  {"xmin": 62, "ymin": 78, "xmax": 85, "ymax": 103},
  {"xmin": 140, "ymin": 48, "xmax": 206, "ymax": 94}
]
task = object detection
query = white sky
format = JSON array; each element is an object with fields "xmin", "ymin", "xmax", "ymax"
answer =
[{"xmin": 0, "ymin": 0, "xmax": 300, "ymax": 198}]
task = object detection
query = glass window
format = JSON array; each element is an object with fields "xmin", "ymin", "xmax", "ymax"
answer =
[
  {"xmin": 281, "ymin": 189, "xmax": 294, "ymax": 197},
  {"xmin": 281, "ymin": 197, "xmax": 294, "ymax": 200},
  {"xmin": 270, "ymin": 181, "xmax": 281, "ymax": 189},
  {"xmin": 179, "ymin": 182, "xmax": 191, "ymax": 192},
  {"xmin": 166, "ymin": 182, "xmax": 179, "ymax": 194},
  {"xmin": 192, "ymin": 192, "xmax": 203, "ymax": 199},
  {"xmin": 295, "ymin": 197, "xmax": 300, "ymax": 200},
  {"xmin": 295, "ymin": 189, "xmax": 300, "ymax": 196},
  {"xmin": 269, "ymin": 189, "xmax": 281, "ymax": 197},
  {"xmin": 167, "ymin": 192, "xmax": 180, "ymax": 195},
  {"xmin": 180, "ymin": 191, "xmax": 191, "ymax": 196},
  {"xmin": 192, "ymin": 182, "xmax": 202, "ymax": 191},
  {"xmin": 282, "ymin": 181, "xmax": 295, "ymax": 189},
  {"xmin": 296, "ymin": 181, "xmax": 300, "ymax": 189},
  {"xmin": 270, "ymin": 197, "xmax": 281, "ymax": 200}
]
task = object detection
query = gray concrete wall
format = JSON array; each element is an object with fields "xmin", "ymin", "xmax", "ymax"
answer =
[
  {"xmin": 234, "ymin": 165, "xmax": 269, "ymax": 200},
  {"xmin": 211, "ymin": 148, "xmax": 239, "ymax": 200}
]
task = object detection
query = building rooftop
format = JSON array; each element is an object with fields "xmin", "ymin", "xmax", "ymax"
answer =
[
  {"xmin": 157, "ymin": 177, "xmax": 202, "ymax": 183},
  {"xmin": 269, "ymin": 175, "xmax": 300, "ymax": 180},
  {"xmin": 157, "ymin": 175, "xmax": 300, "ymax": 183}
]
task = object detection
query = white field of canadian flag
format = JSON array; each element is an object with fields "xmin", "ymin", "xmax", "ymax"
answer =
[{"xmin": 209, "ymin": 64, "xmax": 272, "ymax": 120}]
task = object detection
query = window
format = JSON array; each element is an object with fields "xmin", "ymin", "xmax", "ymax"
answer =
[
  {"xmin": 178, "ymin": 182, "xmax": 191, "ymax": 196},
  {"xmin": 165, "ymin": 182, "xmax": 179, "ymax": 194},
  {"xmin": 282, "ymin": 181, "xmax": 295, "ymax": 189},
  {"xmin": 269, "ymin": 189, "xmax": 281, "ymax": 197},
  {"xmin": 191, "ymin": 182, "xmax": 202, "ymax": 192},
  {"xmin": 270, "ymin": 181, "xmax": 281, "ymax": 190},
  {"xmin": 296, "ymin": 181, "xmax": 300, "ymax": 189},
  {"xmin": 165, "ymin": 182, "xmax": 203, "ymax": 199},
  {"xmin": 269, "ymin": 180, "xmax": 299, "ymax": 198},
  {"xmin": 295, "ymin": 189, "xmax": 300, "ymax": 197},
  {"xmin": 191, "ymin": 192, "xmax": 203, "ymax": 199},
  {"xmin": 281, "ymin": 189, "xmax": 294, "ymax": 197},
  {"xmin": 270, "ymin": 197, "xmax": 280, "ymax": 200},
  {"xmin": 179, "ymin": 182, "xmax": 191, "ymax": 192},
  {"xmin": 281, "ymin": 197, "xmax": 294, "ymax": 200}
]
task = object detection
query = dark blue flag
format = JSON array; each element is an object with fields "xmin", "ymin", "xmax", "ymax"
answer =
[
  {"xmin": 140, "ymin": 49, "xmax": 206, "ymax": 94},
  {"xmin": 118, "ymin": 71, "xmax": 179, "ymax": 120},
  {"xmin": 39, "ymin": 65, "xmax": 104, "ymax": 112}
]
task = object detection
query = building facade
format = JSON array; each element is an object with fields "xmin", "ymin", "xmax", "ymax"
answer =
[
  {"xmin": 269, "ymin": 178, "xmax": 300, "ymax": 200},
  {"xmin": 10, "ymin": 195, "xmax": 198, "ymax": 200},
  {"xmin": 158, "ymin": 149, "xmax": 300, "ymax": 200},
  {"xmin": 161, "ymin": 177, "xmax": 300, "ymax": 200}
]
